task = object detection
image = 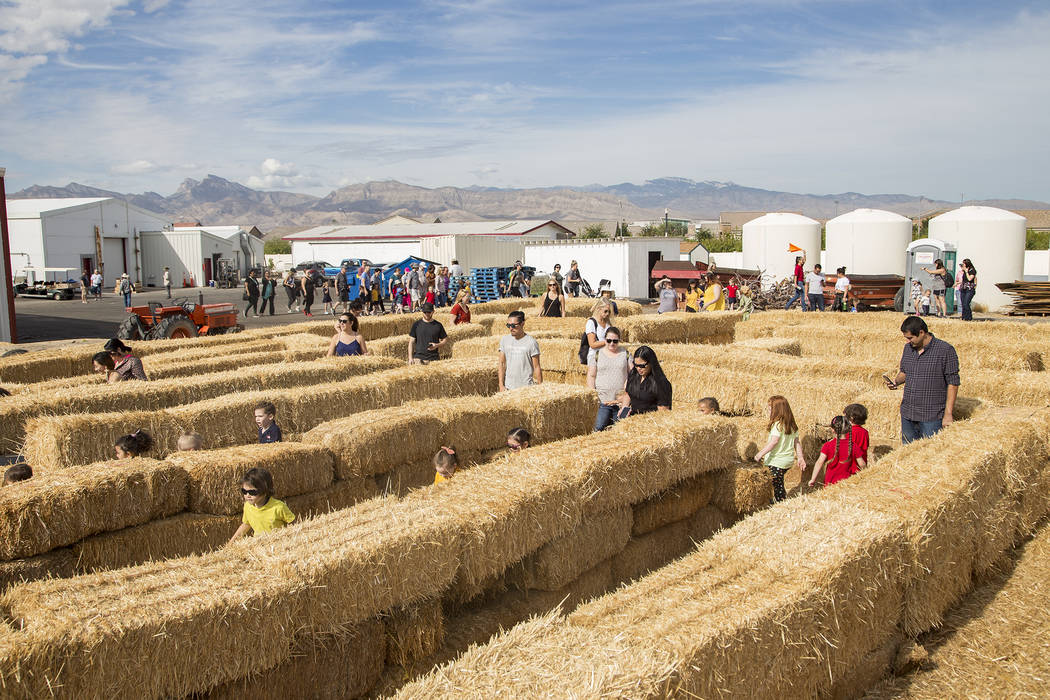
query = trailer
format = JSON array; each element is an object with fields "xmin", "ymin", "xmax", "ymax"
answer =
[{"xmin": 13, "ymin": 267, "xmax": 78, "ymax": 300}]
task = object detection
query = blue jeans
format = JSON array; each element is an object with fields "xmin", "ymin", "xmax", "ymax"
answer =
[
  {"xmin": 593, "ymin": 403, "xmax": 620, "ymax": 432},
  {"xmin": 123, "ymin": 292, "xmax": 132, "ymax": 307},
  {"xmin": 519, "ymin": 283, "xmax": 530, "ymax": 298},
  {"xmin": 901, "ymin": 417, "xmax": 943, "ymax": 445},
  {"xmin": 807, "ymin": 293, "xmax": 824, "ymax": 311},
  {"xmin": 959, "ymin": 288, "xmax": 975, "ymax": 321},
  {"xmin": 785, "ymin": 285, "xmax": 807, "ymax": 311}
]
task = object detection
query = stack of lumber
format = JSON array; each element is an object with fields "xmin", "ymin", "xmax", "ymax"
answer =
[{"xmin": 996, "ymin": 280, "xmax": 1050, "ymax": 315}]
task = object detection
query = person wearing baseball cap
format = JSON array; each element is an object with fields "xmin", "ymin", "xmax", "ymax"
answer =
[{"xmin": 408, "ymin": 302, "xmax": 447, "ymax": 364}]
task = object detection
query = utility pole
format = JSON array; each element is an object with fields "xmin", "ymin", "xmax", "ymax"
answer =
[{"xmin": 664, "ymin": 208, "xmax": 669, "ymax": 237}]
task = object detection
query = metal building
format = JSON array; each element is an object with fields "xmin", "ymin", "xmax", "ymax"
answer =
[
  {"xmin": 139, "ymin": 225, "xmax": 265, "ymax": 288},
  {"xmin": 5, "ymin": 197, "xmax": 169, "ymax": 288},
  {"xmin": 524, "ymin": 237, "xmax": 682, "ymax": 299},
  {"xmin": 284, "ymin": 220, "xmax": 572, "ymax": 268}
]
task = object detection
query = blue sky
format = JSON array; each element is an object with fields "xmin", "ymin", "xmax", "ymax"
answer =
[{"xmin": 1, "ymin": 0, "xmax": 1048, "ymax": 201}]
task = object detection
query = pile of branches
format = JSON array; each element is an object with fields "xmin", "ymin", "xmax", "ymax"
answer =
[{"xmin": 750, "ymin": 277, "xmax": 796, "ymax": 311}]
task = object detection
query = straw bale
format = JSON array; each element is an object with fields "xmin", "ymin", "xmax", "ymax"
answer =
[
  {"xmin": 734, "ymin": 336, "xmax": 802, "ymax": 355},
  {"xmin": 452, "ymin": 335, "xmax": 585, "ymax": 375},
  {"xmin": 205, "ymin": 621, "xmax": 386, "ymax": 700},
  {"xmin": 487, "ymin": 315, "xmax": 582, "ymax": 337},
  {"xmin": 71, "ymin": 512, "xmax": 236, "ymax": 573},
  {"xmin": 610, "ymin": 505, "xmax": 731, "ymax": 586},
  {"xmin": 1, "ymin": 356, "xmax": 401, "ymax": 450},
  {"xmin": 512, "ymin": 507, "xmax": 632, "ymax": 591},
  {"xmin": 469, "ymin": 298, "xmax": 536, "ymax": 316},
  {"xmin": 0, "ymin": 548, "xmax": 75, "ymax": 592},
  {"xmin": 0, "ymin": 347, "xmax": 92, "ymax": 384},
  {"xmin": 709, "ymin": 462, "xmax": 773, "ymax": 515},
  {"xmin": 305, "ymin": 383, "xmax": 593, "ymax": 481},
  {"xmin": 384, "ymin": 599, "xmax": 445, "ymax": 667},
  {"xmin": 25, "ymin": 360, "xmax": 498, "ymax": 469},
  {"xmin": 21, "ymin": 409, "xmax": 176, "ymax": 472},
  {"xmin": 631, "ymin": 473, "xmax": 715, "ymax": 536},
  {"xmin": 1018, "ymin": 458, "xmax": 1050, "ymax": 537},
  {"xmin": 167, "ymin": 443, "xmax": 335, "ymax": 515},
  {"xmin": 367, "ymin": 322, "xmax": 488, "ymax": 359},
  {"xmin": 617, "ymin": 310, "xmax": 739, "ymax": 345},
  {"xmin": 433, "ymin": 561, "xmax": 615, "ymax": 673},
  {"xmin": 0, "ymin": 495, "xmax": 455, "ymax": 699},
  {"xmin": 555, "ymin": 297, "xmax": 643, "ymax": 317},
  {"xmin": 828, "ymin": 635, "xmax": 902, "ymax": 700},
  {"xmin": 284, "ymin": 477, "xmax": 379, "ymax": 520},
  {"xmin": 865, "ymin": 522, "xmax": 1050, "ymax": 700},
  {"xmin": 376, "ymin": 460, "xmax": 444, "ymax": 497},
  {"xmin": 0, "ymin": 458, "xmax": 187, "ymax": 560},
  {"xmin": 441, "ymin": 412, "xmax": 737, "ymax": 590}
]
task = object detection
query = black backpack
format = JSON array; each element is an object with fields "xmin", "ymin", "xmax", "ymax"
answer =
[
  {"xmin": 944, "ymin": 270, "xmax": 955, "ymax": 288},
  {"xmin": 578, "ymin": 319, "xmax": 594, "ymax": 365}
]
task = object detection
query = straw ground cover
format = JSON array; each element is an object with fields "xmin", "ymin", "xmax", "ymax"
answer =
[
  {"xmin": 2, "ymin": 356, "xmax": 401, "ymax": 452},
  {"xmin": 22, "ymin": 359, "xmax": 499, "ymax": 470},
  {"xmin": 0, "ymin": 458, "xmax": 186, "ymax": 559},
  {"xmin": 0, "ymin": 412, "xmax": 739, "ymax": 699},
  {"xmin": 392, "ymin": 408, "xmax": 1050, "ymax": 699},
  {"xmin": 864, "ymin": 519, "xmax": 1050, "ymax": 700},
  {"xmin": 617, "ymin": 310, "xmax": 739, "ymax": 344}
]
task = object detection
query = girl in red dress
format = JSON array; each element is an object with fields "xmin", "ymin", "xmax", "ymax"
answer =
[{"xmin": 809, "ymin": 415, "xmax": 867, "ymax": 487}]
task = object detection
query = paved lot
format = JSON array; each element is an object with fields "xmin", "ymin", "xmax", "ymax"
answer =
[{"xmin": 11, "ymin": 286, "xmax": 343, "ymax": 344}]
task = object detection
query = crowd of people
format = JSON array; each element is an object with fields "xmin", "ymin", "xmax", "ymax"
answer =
[{"xmin": 655, "ymin": 274, "xmax": 752, "ymax": 315}]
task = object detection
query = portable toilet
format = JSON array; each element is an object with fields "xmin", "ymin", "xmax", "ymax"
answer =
[{"xmin": 905, "ymin": 238, "xmax": 957, "ymax": 315}]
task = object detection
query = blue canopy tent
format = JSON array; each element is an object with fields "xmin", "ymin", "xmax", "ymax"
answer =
[{"xmin": 378, "ymin": 256, "xmax": 441, "ymax": 299}]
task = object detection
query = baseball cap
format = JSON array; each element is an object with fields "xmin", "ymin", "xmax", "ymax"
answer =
[{"xmin": 420, "ymin": 302, "xmax": 435, "ymax": 313}]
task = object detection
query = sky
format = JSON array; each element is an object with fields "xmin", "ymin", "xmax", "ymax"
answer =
[{"xmin": 1, "ymin": 0, "xmax": 1048, "ymax": 201}]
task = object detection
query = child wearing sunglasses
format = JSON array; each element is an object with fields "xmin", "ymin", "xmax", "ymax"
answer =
[{"xmin": 227, "ymin": 467, "xmax": 295, "ymax": 544}]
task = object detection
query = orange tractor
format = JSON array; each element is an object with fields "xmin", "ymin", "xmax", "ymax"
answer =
[{"xmin": 117, "ymin": 297, "xmax": 242, "ymax": 340}]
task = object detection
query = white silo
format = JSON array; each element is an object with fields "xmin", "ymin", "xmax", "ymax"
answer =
[
  {"xmin": 929, "ymin": 206, "xmax": 1026, "ymax": 312},
  {"xmin": 742, "ymin": 213, "xmax": 822, "ymax": 287},
  {"xmin": 825, "ymin": 208, "xmax": 912, "ymax": 276}
]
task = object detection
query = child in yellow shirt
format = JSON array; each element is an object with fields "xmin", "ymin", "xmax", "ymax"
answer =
[
  {"xmin": 433, "ymin": 445, "xmax": 458, "ymax": 484},
  {"xmin": 228, "ymin": 468, "xmax": 295, "ymax": 543}
]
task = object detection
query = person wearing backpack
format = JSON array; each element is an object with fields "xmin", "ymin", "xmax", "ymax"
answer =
[
  {"xmin": 586, "ymin": 326, "xmax": 629, "ymax": 431},
  {"xmin": 116, "ymin": 273, "xmax": 134, "ymax": 308},
  {"xmin": 580, "ymin": 300, "xmax": 612, "ymax": 366},
  {"xmin": 922, "ymin": 259, "xmax": 949, "ymax": 318}
]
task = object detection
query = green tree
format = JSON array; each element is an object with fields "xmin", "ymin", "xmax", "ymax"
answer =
[
  {"xmin": 702, "ymin": 236, "xmax": 743, "ymax": 253},
  {"xmin": 695, "ymin": 227, "xmax": 714, "ymax": 240},
  {"xmin": 1026, "ymin": 228, "xmax": 1049, "ymax": 250},
  {"xmin": 264, "ymin": 239, "xmax": 291, "ymax": 254},
  {"xmin": 638, "ymin": 221, "xmax": 687, "ymax": 237},
  {"xmin": 580, "ymin": 223, "xmax": 608, "ymax": 239}
]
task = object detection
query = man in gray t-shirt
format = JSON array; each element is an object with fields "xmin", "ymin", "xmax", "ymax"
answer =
[{"xmin": 499, "ymin": 311, "xmax": 542, "ymax": 390}]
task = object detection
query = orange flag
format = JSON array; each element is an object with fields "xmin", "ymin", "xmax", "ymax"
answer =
[{"xmin": 787, "ymin": 243, "xmax": 803, "ymax": 252}]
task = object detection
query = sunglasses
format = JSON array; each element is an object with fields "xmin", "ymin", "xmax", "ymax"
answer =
[
  {"xmin": 337, "ymin": 319, "xmax": 349, "ymax": 324},
  {"xmin": 506, "ymin": 322, "xmax": 520, "ymax": 328},
  {"xmin": 241, "ymin": 488, "xmax": 260, "ymax": 496},
  {"xmin": 548, "ymin": 284, "xmax": 558, "ymax": 287},
  {"xmin": 634, "ymin": 362, "xmax": 649, "ymax": 369},
  {"xmin": 606, "ymin": 338, "xmax": 620, "ymax": 344}
]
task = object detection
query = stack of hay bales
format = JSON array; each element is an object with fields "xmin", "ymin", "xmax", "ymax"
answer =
[
  {"xmin": 389, "ymin": 406, "xmax": 1050, "ymax": 699},
  {"xmin": 367, "ymin": 322, "xmax": 489, "ymax": 360},
  {"xmin": 21, "ymin": 359, "xmax": 499, "ymax": 469},
  {"xmin": 0, "ymin": 412, "xmax": 770, "ymax": 699}
]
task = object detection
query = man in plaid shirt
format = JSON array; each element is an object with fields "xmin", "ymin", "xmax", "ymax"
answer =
[{"xmin": 885, "ymin": 316, "xmax": 960, "ymax": 444}]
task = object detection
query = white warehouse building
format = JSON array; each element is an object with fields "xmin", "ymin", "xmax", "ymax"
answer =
[
  {"xmin": 524, "ymin": 237, "xmax": 682, "ymax": 299},
  {"xmin": 284, "ymin": 219, "xmax": 573, "ymax": 269},
  {"xmin": 140, "ymin": 224, "xmax": 265, "ymax": 288},
  {"xmin": 5, "ymin": 198, "xmax": 170, "ymax": 286}
]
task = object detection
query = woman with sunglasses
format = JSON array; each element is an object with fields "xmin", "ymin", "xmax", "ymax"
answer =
[
  {"xmin": 539, "ymin": 277, "xmax": 566, "ymax": 317},
  {"xmin": 587, "ymin": 326, "xmax": 630, "ymax": 431},
  {"xmin": 584, "ymin": 299, "xmax": 613, "ymax": 365},
  {"xmin": 622, "ymin": 345, "xmax": 672, "ymax": 415},
  {"xmin": 326, "ymin": 312, "xmax": 368, "ymax": 356}
]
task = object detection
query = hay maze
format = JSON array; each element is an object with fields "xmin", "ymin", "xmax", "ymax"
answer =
[{"xmin": 0, "ymin": 309, "xmax": 1047, "ymax": 698}]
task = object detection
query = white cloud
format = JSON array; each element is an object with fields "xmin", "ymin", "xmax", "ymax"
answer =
[
  {"xmin": 143, "ymin": 0, "xmax": 169, "ymax": 12},
  {"xmin": 111, "ymin": 159, "xmax": 161, "ymax": 174},
  {"xmin": 0, "ymin": 0, "xmax": 131, "ymax": 54},
  {"xmin": 245, "ymin": 159, "xmax": 318, "ymax": 189}
]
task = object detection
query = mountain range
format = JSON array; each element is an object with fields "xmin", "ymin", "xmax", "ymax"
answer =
[{"xmin": 10, "ymin": 175, "xmax": 1047, "ymax": 233}]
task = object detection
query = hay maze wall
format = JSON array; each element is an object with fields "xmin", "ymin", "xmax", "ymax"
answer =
[{"xmin": 0, "ymin": 310, "xmax": 1045, "ymax": 698}]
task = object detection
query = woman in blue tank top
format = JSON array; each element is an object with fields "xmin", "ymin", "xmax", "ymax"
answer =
[{"xmin": 327, "ymin": 312, "xmax": 368, "ymax": 356}]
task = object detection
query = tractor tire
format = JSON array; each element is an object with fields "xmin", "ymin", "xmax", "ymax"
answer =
[
  {"xmin": 893, "ymin": 286, "xmax": 905, "ymax": 313},
  {"xmin": 153, "ymin": 316, "xmax": 198, "ymax": 340},
  {"xmin": 117, "ymin": 315, "xmax": 146, "ymax": 341}
]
